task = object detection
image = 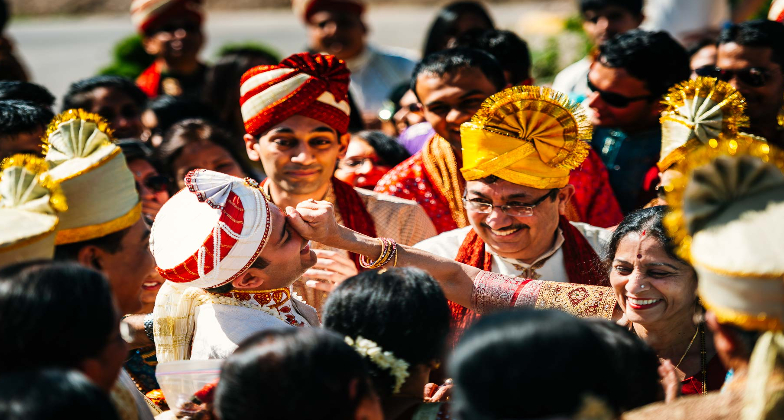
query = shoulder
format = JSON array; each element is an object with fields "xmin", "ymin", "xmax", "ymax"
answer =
[
  {"xmin": 414, "ymin": 226, "xmax": 471, "ymax": 256},
  {"xmin": 552, "ymin": 57, "xmax": 590, "ymax": 89},
  {"xmin": 369, "ymin": 45, "xmax": 418, "ymax": 67},
  {"xmin": 569, "ymin": 222, "xmax": 611, "ymax": 249},
  {"xmin": 292, "ymin": 298, "xmax": 320, "ymax": 327}
]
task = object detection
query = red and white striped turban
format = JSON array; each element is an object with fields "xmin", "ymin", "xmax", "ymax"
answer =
[
  {"xmin": 240, "ymin": 52, "xmax": 351, "ymax": 137},
  {"xmin": 130, "ymin": 0, "xmax": 203, "ymax": 34}
]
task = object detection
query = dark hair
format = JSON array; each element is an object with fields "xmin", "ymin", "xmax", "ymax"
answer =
[
  {"xmin": 0, "ymin": 369, "xmax": 119, "ymax": 420},
  {"xmin": 146, "ymin": 95, "xmax": 217, "ymax": 139},
  {"xmin": 580, "ymin": 0, "xmax": 644, "ymax": 16},
  {"xmin": 323, "ymin": 267, "xmax": 451, "ymax": 395},
  {"xmin": 423, "ymin": 1, "xmax": 494, "ymax": 57},
  {"xmin": 62, "ymin": 75, "xmax": 147, "ymax": 112},
  {"xmin": 583, "ymin": 319, "xmax": 662, "ymax": 411},
  {"xmin": 0, "ymin": 81, "xmax": 55, "ymax": 108},
  {"xmin": 686, "ymin": 35, "xmax": 718, "ymax": 59},
  {"xmin": 411, "ymin": 48, "xmax": 505, "ymax": 98},
  {"xmin": 605, "ymin": 206, "xmax": 683, "ymax": 267},
  {"xmin": 156, "ymin": 118, "xmax": 250, "ymax": 179},
  {"xmin": 598, "ymin": 30, "xmax": 690, "ymax": 98},
  {"xmin": 353, "ymin": 130, "xmax": 410, "ymax": 167},
  {"xmin": 202, "ymin": 47, "xmax": 279, "ymax": 137},
  {"xmin": 216, "ymin": 328, "xmax": 373, "ymax": 420},
  {"xmin": 450, "ymin": 309, "xmax": 620, "ymax": 419},
  {"xmin": 0, "ymin": 100, "xmax": 54, "ymax": 140},
  {"xmin": 0, "ymin": 0, "xmax": 7, "ymax": 34},
  {"xmin": 718, "ymin": 20, "xmax": 784, "ymax": 69},
  {"xmin": 726, "ymin": 325, "xmax": 764, "ymax": 359},
  {"xmin": 54, "ymin": 226, "xmax": 129, "ymax": 261},
  {"xmin": 451, "ymin": 29, "xmax": 531, "ymax": 85},
  {"xmin": 117, "ymin": 138, "xmax": 154, "ymax": 163},
  {"xmin": 0, "ymin": 261, "xmax": 117, "ymax": 373}
]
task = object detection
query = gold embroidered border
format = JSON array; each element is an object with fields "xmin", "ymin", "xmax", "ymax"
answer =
[
  {"xmin": 534, "ymin": 281, "xmax": 616, "ymax": 319},
  {"xmin": 55, "ymin": 202, "xmax": 141, "ymax": 245}
]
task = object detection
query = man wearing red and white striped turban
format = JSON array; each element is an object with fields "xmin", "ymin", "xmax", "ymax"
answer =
[
  {"xmin": 240, "ymin": 52, "xmax": 437, "ymax": 312},
  {"xmin": 131, "ymin": 0, "xmax": 207, "ymax": 98}
]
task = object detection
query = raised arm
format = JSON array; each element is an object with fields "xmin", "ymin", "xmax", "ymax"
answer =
[{"xmin": 287, "ymin": 200, "xmax": 619, "ymax": 319}]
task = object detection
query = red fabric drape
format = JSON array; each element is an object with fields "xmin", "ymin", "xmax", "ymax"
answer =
[
  {"xmin": 449, "ymin": 216, "xmax": 609, "ymax": 343},
  {"xmin": 330, "ymin": 177, "xmax": 377, "ymax": 269}
]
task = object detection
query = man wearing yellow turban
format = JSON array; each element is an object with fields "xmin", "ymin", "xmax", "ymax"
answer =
[{"xmin": 415, "ymin": 86, "xmax": 613, "ymax": 336}]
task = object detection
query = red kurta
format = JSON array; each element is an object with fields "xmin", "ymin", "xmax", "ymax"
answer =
[{"xmin": 568, "ymin": 149, "xmax": 624, "ymax": 228}]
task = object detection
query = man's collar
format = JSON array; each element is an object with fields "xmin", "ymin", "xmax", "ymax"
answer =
[{"xmin": 487, "ymin": 227, "xmax": 565, "ymax": 269}]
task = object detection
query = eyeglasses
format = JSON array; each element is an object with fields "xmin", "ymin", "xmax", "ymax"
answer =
[
  {"xmin": 698, "ymin": 66, "xmax": 772, "ymax": 87},
  {"xmin": 587, "ymin": 77, "xmax": 655, "ymax": 108},
  {"xmin": 462, "ymin": 189, "xmax": 559, "ymax": 217}
]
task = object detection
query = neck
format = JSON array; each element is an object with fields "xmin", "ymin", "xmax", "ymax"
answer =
[
  {"xmin": 159, "ymin": 57, "xmax": 200, "ymax": 75},
  {"xmin": 395, "ymin": 365, "xmax": 431, "ymax": 399},
  {"xmin": 267, "ymin": 179, "xmax": 332, "ymax": 209},
  {"xmin": 500, "ymin": 228, "xmax": 559, "ymax": 265},
  {"xmin": 633, "ymin": 313, "xmax": 698, "ymax": 361}
]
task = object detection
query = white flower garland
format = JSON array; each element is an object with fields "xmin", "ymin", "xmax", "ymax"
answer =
[{"xmin": 345, "ymin": 336, "xmax": 410, "ymax": 393}]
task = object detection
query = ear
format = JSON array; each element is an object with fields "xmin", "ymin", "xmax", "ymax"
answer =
[
  {"xmin": 231, "ymin": 269, "xmax": 266, "ymax": 290},
  {"xmin": 706, "ymin": 311, "xmax": 739, "ymax": 358},
  {"xmin": 338, "ymin": 133, "xmax": 350, "ymax": 155},
  {"xmin": 142, "ymin": 37, "xmax": 159, "ymax": 56},
  {"xmin": 557, "ymin": 184, "xmax": 576, "ymax": 215},
  {"xmin": 245, "ymin": 133, "xmax": 261, "ymax": 161},
  {"xmin": 77, "ymin": 245, "xmax": 105, "ymax": 272},
  {"xmin": 77, "ymin": 358, "xmax": 104, "ymax": 387}
]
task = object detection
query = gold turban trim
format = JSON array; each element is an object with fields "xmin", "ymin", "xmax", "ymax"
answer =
[
  {"xmin": 658, "ymin": 77, "xmax": 749, "ymax": 172},
  {"xmin": 460, "ymin": 86, "xmax": 591, "ymax": 189},
  {"xmin": 664, "ymin": 136, "xmax": 784, "ymax": 332}
]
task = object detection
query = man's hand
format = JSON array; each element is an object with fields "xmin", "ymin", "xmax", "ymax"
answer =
[
  {"xmin": 286, "ymin": 200, "xmax": 342, "ymax": 245},
  {"xmin": 302, "ymin": 249, "xmax": 358, "ymax": 293}
]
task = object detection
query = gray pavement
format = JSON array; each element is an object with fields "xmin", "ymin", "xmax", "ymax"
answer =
[{"xmin": 7, "ymin": 2, "xmax": 574, "ymax": 104}]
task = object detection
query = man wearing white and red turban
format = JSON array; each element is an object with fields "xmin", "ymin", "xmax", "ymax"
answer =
[
  {"xmin": 240, "ymin": 52, "xmax": 436, "ymax": 312},
  {"xmin": 130, "ymin": 0, "xmax": 207, "ymax": 98},
  {"xmin": 151, "ymin": 169, "xmax": 319, "ymax": 363}
]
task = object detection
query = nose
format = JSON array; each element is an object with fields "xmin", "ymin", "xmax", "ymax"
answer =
[
  {"xmin": 355, "ymin": 160, "xmax": 374, "ymax": 175},
  {"xmin": 290, "ymin": 142, "xmax": 317, "ymax": 165},
  {"xmin": 445, "ymin": 108, "xmax": 469, "ymax": 126},
  {"xmin": 596, "ymin": 17, "xmax": 610, "ymax": 34},
  {"xmin": 585, "ymin": 91, "xmax": 602, "ymax": 109},
  {"xmin": 624, "ymin": 268, "xmax": 648, "ymax": 294},
  {"xmin": 174, "ymin": 28, "xmax": 187, "ymax": 38},
  {"xmin": 484, "ymin": 205, "xmax": 512, "ymax": 227},
  {"xmin": 323, "ymin": 22, "xmax": 337, "ymax": 36}
]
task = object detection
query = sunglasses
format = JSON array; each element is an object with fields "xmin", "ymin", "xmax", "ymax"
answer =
[
  {"xmin": 587, "ymin": 77, "xmax": 655, "ymax": 108},
  {"xmin": 695, "ymin": 66, "xmax": 772, "ymax": 87},
  {"xmin": 135, "ymin": 175, "xmax": 170, "ymax": 194}
]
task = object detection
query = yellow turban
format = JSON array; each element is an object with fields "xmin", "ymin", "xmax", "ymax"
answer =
[
  {"xmin": 460, "ymin": 86, "xmax": 591, "ymax": 189},
  {"xmin": 658, "ymin": 77, "xmax": 749, "ymax": 172}
]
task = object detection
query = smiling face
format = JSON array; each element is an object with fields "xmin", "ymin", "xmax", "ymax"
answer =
[
  {"xmin": 88, "ymin": 87, "xmax": 144, "ymax": 139},
  {"xmin": 252, "ymin": 203, "xmax": 317, "ymax": 288},
  {"xmin": 585, "ymin": 62, "xmax": 660, "ymax": 131},
  {"xmin": 307, "ymin": 10, "xmax": 366, "ymax": 61},
  {"xmin": 334, "ymin": 137, "xmax": 393, "ymax": 189},
  {"xmin": 143, "ymin": 14, "xmax": 204, "ymax": 68},
  {"xmin": 415, "ymin": 67, "xmax": 499, "ymax": 154},
  {"xmin": 246, "ymin": 114, "xmax": 347, "ymax": 198},
  {"xmin": 716, "ymin": 42, "xmax": 784, "ymax": 125},
  {"xmin": 610, "ymin": 232, "xmax": 697, "ymax": 328},
  {"xmin": 465, "ymin": 179, "xmax": 571, "ymax": 262}
]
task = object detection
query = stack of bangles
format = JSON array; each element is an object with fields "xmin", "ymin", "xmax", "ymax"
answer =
[{"xmin": 359, "ymin": 238, "xmax": 398, "ymax": 269}]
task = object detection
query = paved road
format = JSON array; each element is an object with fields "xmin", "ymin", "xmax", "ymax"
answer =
[{"xmin": 7, "ymin": 2, "xmax": 573, "ymax": 104}]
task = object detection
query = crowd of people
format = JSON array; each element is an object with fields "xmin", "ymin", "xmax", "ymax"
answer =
[{"xmin": 0, "ymin": 0, "xmax": 783, "ymax": 419}]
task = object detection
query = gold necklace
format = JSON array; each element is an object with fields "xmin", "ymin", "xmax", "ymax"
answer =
[{"xmin": 673, "ymin": 325, "xmax": 699, "ymax": 371}]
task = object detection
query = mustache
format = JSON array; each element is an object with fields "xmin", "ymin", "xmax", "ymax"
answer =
[
  {"xmin": 481, "ymin": 223, "xmax": 529, "ymax": 231},
  {"xmin": 284, "ymin": 164, "xmax": 322, "ymax": 171}
]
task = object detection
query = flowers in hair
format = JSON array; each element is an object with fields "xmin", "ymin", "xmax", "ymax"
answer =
[{"xmin": 345, "ymin": 336, "xmax": 410, "ymax": 393}]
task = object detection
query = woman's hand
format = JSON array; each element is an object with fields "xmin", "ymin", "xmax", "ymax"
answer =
[
  {"xmin": 658, "ymin": 359, "xmax": 681, "ymax": 403},
  {"xmin": 286, "ymin": 200, "xmax": 342, "ymax": 245}
]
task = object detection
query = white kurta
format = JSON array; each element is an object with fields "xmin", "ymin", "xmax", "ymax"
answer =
[{"xmin": 414, "ymin": 223, "xmax": 610, "ymax": 282}]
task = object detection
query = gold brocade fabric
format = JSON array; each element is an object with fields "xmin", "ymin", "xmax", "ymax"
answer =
[
  {"xmin": 421, "ymin": 135, "xmax": 467, "ymax": 228},
  {"xmin": 460, "ymin": 86, "xmax": 591, "ymax": 189},
  {"xmin": 534, "ymin": 281, "xmax": 616, "ymax": 319},
  {"xmin": 110, "ymin": 379, "xmax": 140, "ymax": 420}
]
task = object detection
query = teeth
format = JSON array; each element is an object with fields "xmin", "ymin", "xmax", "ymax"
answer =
[
  {"xmin": 629, "ymin": 298, "xmax": 661, "ymax": 305},
  {"xmin": 490, "ymin": 228, "xmax": 520, "ymax": 237},
  {"xmin": 143, "ymin": 282, "xmax": 160, "ymax": 287}
]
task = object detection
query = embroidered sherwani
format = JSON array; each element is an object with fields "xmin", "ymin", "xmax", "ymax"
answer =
[
  {"xmin": 415, "ymin": 222, "xmax": 610, "ymax": 282},
  {"xmin": 189, "ymin": 287, "xmax": 319, "ymax": 360}
]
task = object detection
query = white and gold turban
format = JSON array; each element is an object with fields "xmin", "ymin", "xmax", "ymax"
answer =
[
  {"xmin": 44, "ymin": 110, "xmax": 141, "ymax": 245},
  {"xmin": 0, "ymin": 155, "xmax": 66, "ymax": 268},
  {"xmin": 665, "ymin": 136, "xmax": 784, "ymax": 420},
  {"xmin": 460, "ymin": 86, "xmax": 591, "ymax": 189},
  {"xmin": 658, "ymin": 77, "xmax": 749, "ymax": 172},
  {"xmin": 151, "ymin": 169, "xmax": 273, "ymax": 362}
]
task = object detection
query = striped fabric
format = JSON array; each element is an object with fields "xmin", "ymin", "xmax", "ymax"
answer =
[
  {"xmin": 130, "ymin": 0, "xmax": 203, "ymax": 33},
  {"xmin": 240, "ymin": 52, "xmax": 351, "ymax": 136}
]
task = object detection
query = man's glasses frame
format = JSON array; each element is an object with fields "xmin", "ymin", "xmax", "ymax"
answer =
[
  {"xmin": 462, "ymin": 188, "xmax": 560, "ymax": 217},
  {"xmin": 587, "ymin": 76, "xmax": 655, "ymax": 108}
]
